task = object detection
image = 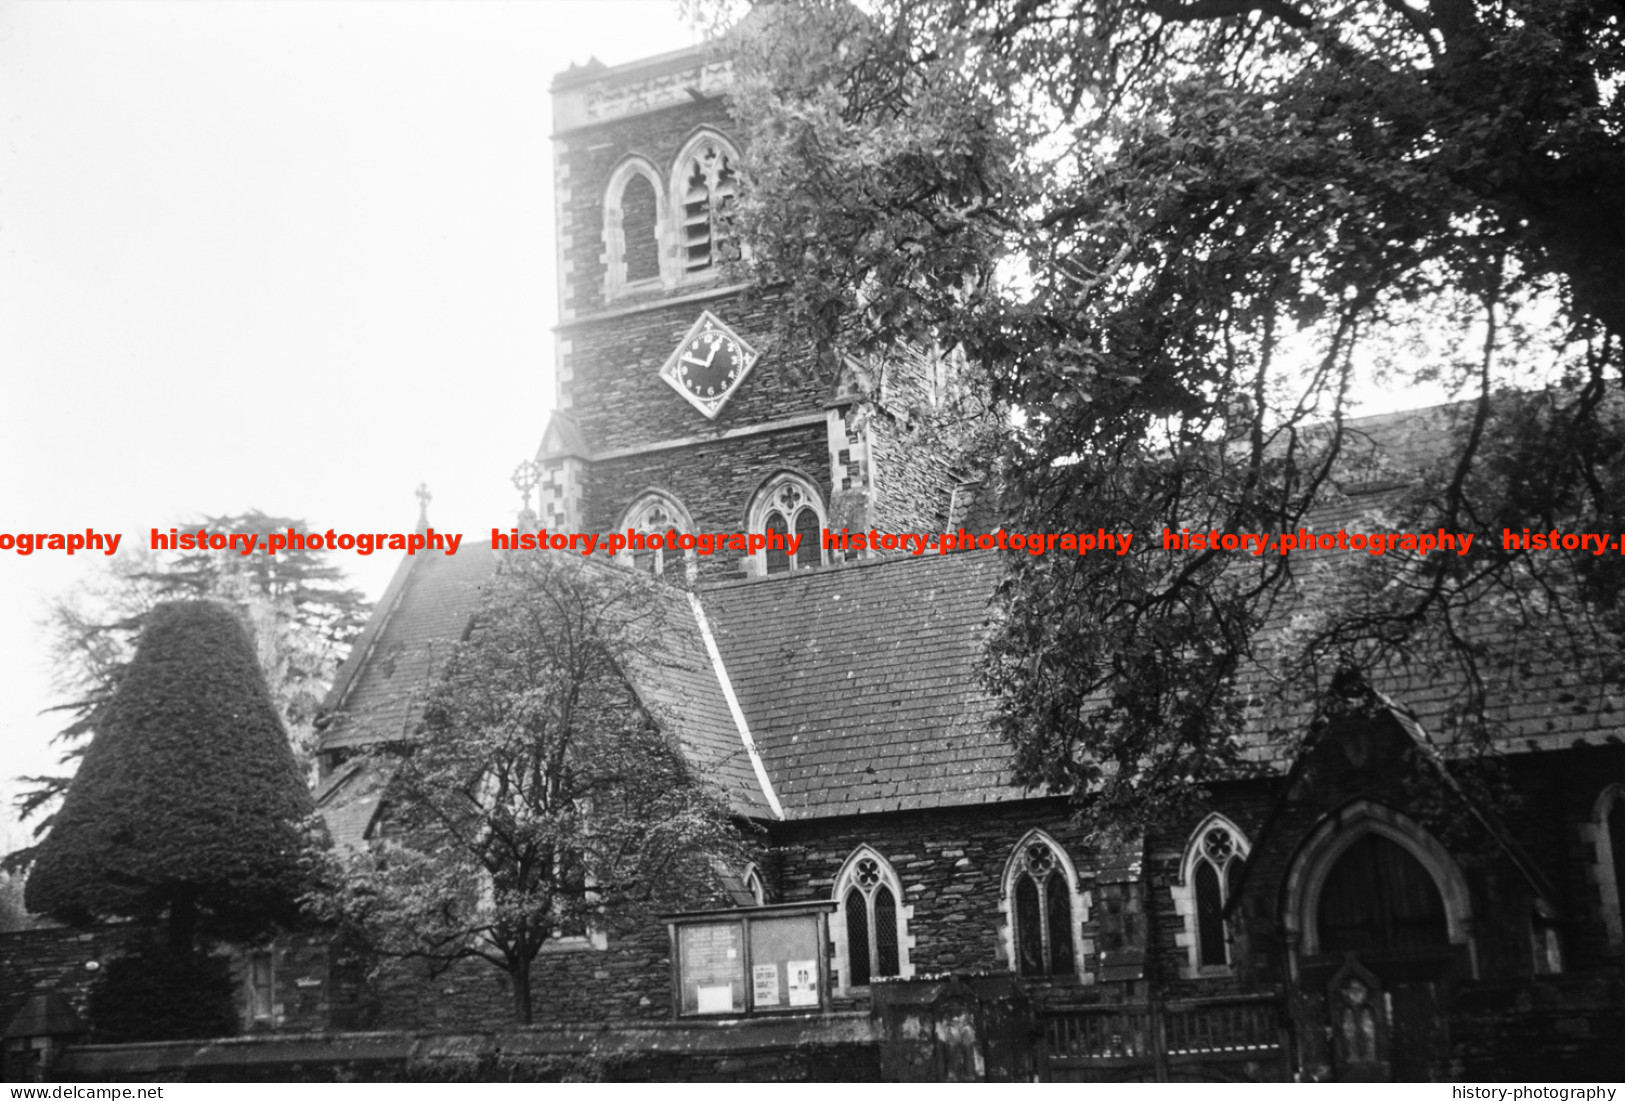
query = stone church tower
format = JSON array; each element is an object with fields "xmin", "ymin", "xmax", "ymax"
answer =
[{"xmin": 528, "ymin": 45, "xmax": 975, "ymax": 580}]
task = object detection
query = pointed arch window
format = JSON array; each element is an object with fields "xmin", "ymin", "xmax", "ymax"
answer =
[
  {"xmin": 619, "ymin": 175, "xmax": 660, "ymax": 283},
  {"xmin": 833, "ymin": 848, "xmax": 912, "ymax": 991},
  {"xmin": 1003, "ymin": 832, "xmax": 1084, "ymax": 979},
  {"xmin": 1590, "ymin": 785, "xmax": 1625, "ymax": 948},
  {"xmin": 672, "ymin": 133, "xmax": 739, "ymax": 278},
  {"xmin": 603, "ymin": 159, "xmax": 667, "ymax": 298},
  {"xmin": 615, "ymin": 492, "xmax": 693, "ymax": 580},
  {"xmin": 743, "ymin": 864, "xmax": 767, "ymax": 907},
  {"xmin": 748, "ymin": 473, "xmax": 826, "ymax": 576},
  {"xmin": 1173, "ymin": 816, "xmax": 1250, "ymax": 976}
]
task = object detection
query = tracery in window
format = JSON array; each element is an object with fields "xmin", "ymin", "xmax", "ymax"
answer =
[
  {"xmin": 832, "ymin": 847, "xmax": 911, "ymax": 990},
  {"xmin": 1176, "ymin": 816, "xmax": 1249, "ymax": 973},
  {"xmin": 672, "ymin": 133, "xmax": 739, "ymax": 277},
  {"xmin": 747, "ymin": 473, "xmax": 825, "ymax": 576},
  {"xmin": 1008, "ymin": 835, "xmax": 1077, "ymax": 977},
  {"xmin": 615, "ymin": 491, "xmax": 694, "ymax": 580}
]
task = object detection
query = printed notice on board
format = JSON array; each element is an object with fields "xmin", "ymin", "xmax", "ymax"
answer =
[
  {"xmin": 787, "ymin": 959, "xmax": 818, "ymax": 1007},
  {"xmin": 697, "ymin": 985, "xmax": 733, "ymax": 1013},
  {"xmin": 752, "ymin": 964, "xmax": 780, "ymax": 1007}
]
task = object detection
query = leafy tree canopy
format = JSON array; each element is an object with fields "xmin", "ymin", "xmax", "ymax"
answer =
[
  {"xmin": 306, "ymin": 556, "xmax": 744, "ymax": 1024},
  {"xmin": 24, "ymin": 601, "xmax": 315, "ymax": 949},
  {"xmin": 11, "ymin": 509, "xmax": 367, "ymax": 857},
  {"xmin": 717, "ymin": 0, "xmax": 1625, "ymax": 832}
]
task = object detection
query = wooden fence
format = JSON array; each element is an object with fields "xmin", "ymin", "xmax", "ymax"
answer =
[{"xmin": 1041, "ymin": 993, "xmax": 1290, "ymax": 1082}]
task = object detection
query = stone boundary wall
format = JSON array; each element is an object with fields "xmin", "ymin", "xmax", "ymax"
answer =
[
  {"xmin": 0, "ymin": 924, "xmax": 150, "ymax": 1031},
  {"xmin": 50, "ymin": 1015, "xmax": 880, "ymax": 1083}
]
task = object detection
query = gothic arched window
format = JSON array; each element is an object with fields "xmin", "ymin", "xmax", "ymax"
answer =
[
  {"xmin": 747, "ymin": 473, "xmax": 826, "ymax": 576},
  {"xmin": 1004, "ymin": 832, "xmax": 1081, "ymax": 978},
  {"xmin": 615, "ymin": 491, "xmax": 693, "ymax": 580},
  {"xmin": 603, "ymin": 159, "xmax": 666, "ymax": 298},
  {"xmin": 671, "ymin": 132, "xmax": 739, "ymax": 278},
  {"xmin": 833, "ymin": 847, "xmax": 911, "ymax": 990},
  {"xmin": 742, "ymin": 863, "xmax": 767, "ymax": 907},
  {"xmin": 1590, "ymin": 785, "xmax": 1625, "ymax": 947},
  {"xmin": 619, "ymin": 175, "xmax": 660, "ymax": 283},
  {"xmin": 1173, "ymin": 815, "xmax": 1250, "ymax": 975}
]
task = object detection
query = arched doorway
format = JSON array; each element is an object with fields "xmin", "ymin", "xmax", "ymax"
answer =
[
  {"xmin": 1282, "ymin": 801, "xmax": 1473, "ymax": 1081},
  {"xmin": 1318, "ymin": 833, "xmax": 1450, "ymax": 955}
]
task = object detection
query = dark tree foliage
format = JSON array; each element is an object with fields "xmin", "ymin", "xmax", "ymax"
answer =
[
  {"xmin": 11, "ymin": 509, "xmax": 367, "ymax": 858},
  {"xmin": 719, "ymin": 0, "xmax": 1625, "ymax": 832},
  {"xmin": 24, "ymin": 601, "xmax": 315, "ymax": 949},
  {"xmin": 306, "ymin": 556, "xmax": 744, "ymax": 1025},
  {"xmin": 84, "ymin": 942, "xmax": 238, "ymax": 1043}
]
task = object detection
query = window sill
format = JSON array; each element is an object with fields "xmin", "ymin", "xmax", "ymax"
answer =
[{"xmin": 606, "ymin": 278, "xmax": 664, "ymax": 302}]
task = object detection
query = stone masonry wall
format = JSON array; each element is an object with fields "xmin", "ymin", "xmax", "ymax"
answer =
[
  {"xmin": 556, "ymin": 289, "xmax": 827, "ymax": 455},
  {"xmin": 51, "ymin": 1016, "xmax": 880, "ymax": 1083},
  {"xmin": 556, "ymin": 92, "xmax": 831, "ymax": 453},
  {"xmin": 768, "ymin": 799, "xmax": 1131, "ymax": 1009},
  {"xmin": 583, "ymin": 422, "xmax": 829, "ymax": 581},
  {"xmin": 0, "ymin": 924, "xmax": 148, "ymax": 1033},
  {"xmin": 868, "ymin": 411, "xmax": 961, "ymax": 539},
  {"xmin": 365, "ymin": 922, "xmax": 679, "ymax": 1031}
]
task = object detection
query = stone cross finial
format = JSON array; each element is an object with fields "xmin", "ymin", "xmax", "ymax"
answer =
[
  {"xmin": 512, "ymin": 460, "xmax": 542, "ymax": 517},
  {"xmin": 415, "ymin": 482, "xmax": 432, "ymax": 532}
]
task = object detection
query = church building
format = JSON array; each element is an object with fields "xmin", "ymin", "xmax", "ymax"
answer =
[
  {"xmin": 300, "ymin": 41, "xmax": 1625, "ymax": 1082},
  {"xmin": 7, "ymin": 37, "xmax": 1624, "ymax": 1085}
]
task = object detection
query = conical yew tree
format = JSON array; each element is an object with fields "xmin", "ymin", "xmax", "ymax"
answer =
[{"xmin": 26, "ymin": 600, "xmax": 313, "ymax": 951}]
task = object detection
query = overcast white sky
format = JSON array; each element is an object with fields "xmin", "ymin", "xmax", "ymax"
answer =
[{"xmin": 0, "ymin": 1, "xmax": 700, "ymax": 850}]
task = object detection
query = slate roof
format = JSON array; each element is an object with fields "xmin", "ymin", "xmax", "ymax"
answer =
[
  {"xmin": 618, "ymin": 580, "xmax": 777, "ymax": 818},
  {"xmin": 318, "ymin": 548, "xmax": 501, "ymax": 752},
  {"xmin": 315, "ymin": 545, "xmax": 775, "ymax": 819},
  {"xmin": 1228, "ymin": 401, "xmax": 1625, "ymax": 765},
  {"xmin": 314, "ymin": 404, "xmax": 1625, "ymax": 830},
  {"xmin": 536, "ymin": 410, "xmax": 592, "ymax": 461},
  {"xmin": 701, "ymin": 551, "xmax": 1023, "ymax": 818}
]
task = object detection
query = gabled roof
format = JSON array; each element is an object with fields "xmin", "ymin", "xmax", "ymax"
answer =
[
  {"xmin": 3, "ymin": 992, "xmax": 83, "ymax": 1038},
  {"xmin": 319, "ymin": 547, "xmax": 1021, "ymax": 823},
  {"xmin": 315, "ymin": 404, "xmax": 1625, "ymax": 829},
  {"xmin": 317, "ymin": 548, "xmax": 777, "ymax": 818},
  {"xmin": 702, "ymin": 551, "xmax": 1023, "ymax": 818},
  {"xmin": 318, "ymin": 548, "xmax": 500, "ymax": 753},
  {"xmin": 313, "ymin": 757, "xmax": 395, "ymax": 850},
  {"xmin": 535, "ymin": 410, "xmax": 592, "ymax": 461}
]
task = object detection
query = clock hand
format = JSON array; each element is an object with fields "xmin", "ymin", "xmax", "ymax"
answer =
[{"xmin": 680, "ymin": 353, "xmax": 710, "ymax": 368}]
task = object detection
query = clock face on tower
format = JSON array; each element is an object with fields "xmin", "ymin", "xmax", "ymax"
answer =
[{"xmin": 659, "ymin": 311, "xmax": 759, "ymax": 419}]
